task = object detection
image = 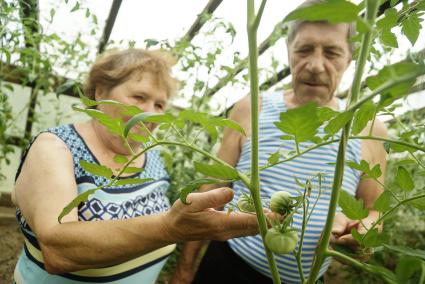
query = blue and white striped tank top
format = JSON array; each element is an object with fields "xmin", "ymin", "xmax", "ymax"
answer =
[
  {"xmin": 14, "ymin": 124, "xmax": 175, "ymax": 284},
  {"xmin": 227, "ymin": 92, "xmax": 362, "ymax": 283}
]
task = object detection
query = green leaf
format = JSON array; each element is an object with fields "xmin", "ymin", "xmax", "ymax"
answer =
[
  {"xmin": 366, "ymin": 62, "xmax": 423, "ymax": 108},
  {"xmin": 409, "ymin": 195, "xmax": 425, "ymax": 210},
  {"xmin": 351, "ymin": 227, "xmax": 363, "ymax": 244},
  {"xmin": 194, "ymin": 162, "xmax": 239, "ymax": 180},
  {"xmin": 122, "ymin": 167, "xmax": 144, "ymax": 174},
  {"xmin": 179, "ymin": 178, "xmax": 224, "ymax": 205},
  {"xmin": 145, "ymin": 39, "xmax": 159, "ymax": 48},
  {"xmin": 124, "ymin": 112, "xmax": 155, "ymax": 137},
  {"xmin": 210, "ymin": 118, "xmax": 246, "ymax": 136},
  {"xmin": 73, "ymin": 106, "xmax": 123, "ymax": 136},
  {"xmin": 58, "ymin": 187, "xmax": 98, "ymax": 222},
  {"xmin": 113, "ymin": 155, "xmax": 128, "ymax": 164},
  {"xmin": 396, "ymin": 166, "xmax": 414, "ymax": 191},
  {"xmin": 346, "ymin": 159, "xmax": 382, "ymax": 179},
  {"xmin": 339, "ymin": 190, "xmax": 369, "ymax": 220},
  {"xmin": 128, "ymin": 133, "xmax": 150, "ymax": 143},
  {"xmin": 384, "ymin": 244, "xmax": 425, "ymax": 261},
  {"xmin": 268, "ymin": 151, "xmax": 280, "ymax": 165},
  {"xmin": 274, "ymin": 102, "xmax": 322, "ymax": 143},
  {"xmin": 317, "ymin": 107, "xmax": 339, "ymax": 123},
  {"xmin": 284, "ymin": 0, "xmax": 361, "ymax": 24},
  {"xmin": 71, "ymin": 2, "xmax": 80, "ymax": 12},
  {"xmin": 324, "ymin": 110, "xmax": 354, "ymax": 135},
  {"xmin": 114, "ymin": 178, "xmax": 153, "ymax": 186},
  {"xmin": 363, "ymin": 228, "xmax": 388, "ymax": 248},
  {"xmin": 396, "ymin": 256, "xmax": 422, "ymax": 282},
  {"xmin": 401, "ymin": 13, "xmax": 422, "ymax": 46},
  {"xmin": 373, "ymin": 190, "xmax": 393, "ymax": 212},
  {"xmin": 80, "ymin": 160, "xmax": 113, "ymax": 179},
  {"xmin": 379, "ymin": 30, "xmax": 398, "ymax": 48},
  {"xmin": 376, "ymin": 8, "xmax": 398, "ymax": 30},
  {"xmin": 351, "ymin": 100, "xmax": 376, "ymax": 135}
]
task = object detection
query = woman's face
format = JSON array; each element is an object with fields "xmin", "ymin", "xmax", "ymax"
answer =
[{"xmin": 96, "ymin": 71, "xmax": 168, "ymax": 132}]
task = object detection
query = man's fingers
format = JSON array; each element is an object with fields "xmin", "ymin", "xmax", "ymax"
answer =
[
  {"xmin": 186, "ymin": 187, "xmax": 234, "ymax": 212},
  {"xmin": 333, "ymin": 234, "xmax": 359, "ymax": 249}
]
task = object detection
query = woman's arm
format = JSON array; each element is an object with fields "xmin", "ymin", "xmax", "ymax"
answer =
[{"xmin": 14, "ymin": 133, "xmax": 259, "ymax": 274}]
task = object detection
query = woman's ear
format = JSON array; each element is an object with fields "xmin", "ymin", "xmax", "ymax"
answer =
[{"xmin": 94, "ymin": 85, "xmax": 105, "ymax": 101}]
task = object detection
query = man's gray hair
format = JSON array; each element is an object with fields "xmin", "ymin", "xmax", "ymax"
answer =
[{"xmin": 286, "ymin": 0, "xmax": 357, "ymax": 53}]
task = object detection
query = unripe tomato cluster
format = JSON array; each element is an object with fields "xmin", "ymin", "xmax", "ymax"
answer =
[{"xmin": 265, "ymin": 228, "xmax": 299, "ymax": 254}]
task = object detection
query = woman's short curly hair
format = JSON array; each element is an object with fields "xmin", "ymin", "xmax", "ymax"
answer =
[{"xmin": 84, "ymin": 48, "xmax": 180, "ymax": 100}]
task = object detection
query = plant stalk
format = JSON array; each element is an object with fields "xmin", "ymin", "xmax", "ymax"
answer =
[
  {"xmin": 247, "ymin": 1, "xmax": 281, "ymax": 283},
  {"xmin": 307, "ymin": 1, "xmax": 380, "ymax": 282}
]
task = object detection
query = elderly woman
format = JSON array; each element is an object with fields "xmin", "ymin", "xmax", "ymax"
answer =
[{"xmin": 11, "ymin": 49, "xmax": 259, "ymax": 284}]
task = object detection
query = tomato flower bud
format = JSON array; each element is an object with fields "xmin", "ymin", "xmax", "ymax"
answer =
[{"xmin": 265, "ymin": 228, "xmax": 298, "ymax": 254}]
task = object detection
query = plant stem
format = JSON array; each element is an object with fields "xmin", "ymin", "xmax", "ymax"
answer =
[
  {"xmin": 361, "ymin": 193, "xmax": 425, "ymax": 241},
  {"xmin": 307, "ymin": 1, "xmax": 380, "ymax": 282},
  {"xmin": 247, "ymin": 1, "xmax": 281, "ymax": 283},
  {"xmin": 261, "ymin": 135, "xmax": 425, "ymax": 171},
  {"xmin": 324, "ymin": 249, "xmax": 397, "ymax": 284}
]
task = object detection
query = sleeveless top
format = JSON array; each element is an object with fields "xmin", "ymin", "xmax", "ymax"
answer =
[
  {"xmin": 14, "ymin": 124, "xmax": 175, "ymax": 284},
  {"xmin": 227, "ymin": 92, "xmax": 362, "ymax": 284}
]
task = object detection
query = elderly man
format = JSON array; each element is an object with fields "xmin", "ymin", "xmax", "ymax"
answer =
[{"xmin": 171, "ymin": 1, "xmax": 387, "ymax": 283}]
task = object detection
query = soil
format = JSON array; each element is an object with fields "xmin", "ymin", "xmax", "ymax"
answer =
[{"xmin": 0, "ymin": 206, "xmax": 23, "ymax": 283}]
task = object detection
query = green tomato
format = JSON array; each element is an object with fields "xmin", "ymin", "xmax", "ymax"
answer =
[
  {"xmin": 265, "ymin": 228, "xmax": 298, "ymax": 254},
  {"xmin": 237, "ymin": 195, "xmax": 256, "ymax": 212},
  {"xmin": 270, "ymin": 191, "xmax": 292, "ymax": 214}
]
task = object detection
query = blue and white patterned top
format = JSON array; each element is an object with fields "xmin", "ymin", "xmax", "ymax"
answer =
[
  {"xmin": 14, "ymin": 124, "xmax": 175, "ymax": 284},
  {"xmin": 227, "ymin": 92, "xmax": 362, "ymax": 284}
]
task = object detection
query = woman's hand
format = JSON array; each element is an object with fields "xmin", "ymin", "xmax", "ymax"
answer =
[{"xmin": 162, "ymin": 187, "xmax": 260, "ymax": 242}]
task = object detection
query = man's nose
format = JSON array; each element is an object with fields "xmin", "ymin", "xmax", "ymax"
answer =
[{"xmin": 306, "ymin": 53, "xmax": 325, "ymax": 74}]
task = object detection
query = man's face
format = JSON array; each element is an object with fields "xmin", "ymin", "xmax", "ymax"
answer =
[{"xmin": 288, "ymin": 22, "xmax": 352, "ymax": 103}]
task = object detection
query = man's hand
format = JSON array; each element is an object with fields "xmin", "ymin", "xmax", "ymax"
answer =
[{"xmin": 330, "ymin": 211, "xmax": 381, "ymax": 261}]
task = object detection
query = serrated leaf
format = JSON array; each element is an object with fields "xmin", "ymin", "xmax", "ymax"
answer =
[
  {"xmin": 284, "ymin": 0, "xmax": 361, "ymax": 24},
  {"xmin": 114, "ymin": 178, "xmax": 153, "ymax": 186},
  {"xmin": 113, "ymin": 155, "xmax": 128, "ymax": 164},
  {"xmin": 351, "ymin": 227, "xmax": 363, "ymax": 244},
  {"xmin": 396, "ymin": 256, "xmax": 422, "ymax": 282},
  {"xmin": 373, "ymin": 190, "xmax": 393, "ymax": 212},
  {"xmin": 274, "ymin": 102, "xmax": 322, "ymax": 143},
  {"xmin": 58, "ymin": 187, "xmax": 98, "ymax": 222},
  {"xmin": 71, "ymin": 2, "xmax": 80, "ymax": 12},
  {"xmin": 351, "ymin": 100, "xmax": 376, "ymax": 135},
  {"xmin": 73, "ymin": 106, "xmax": 123, "ymax": 136},
  {"xmin": 396, "ymin": 166, "xmax": 414, "ymax": 191},
  {"xmin": 409, "ymin": 195, "xmax": 425, "ymax": 210},
  {"xmin": 402, "ymin": 13, "xmax": 422, "ymax": 46},
  {"xmin": 339, "ymin": 190, "xmax": 369, "ymax": 220},
  {"xmin": 376, "ymin": 8, "xmax": 398, "ymax": 30},
  {"xmin": 268, "ymin": 151, "xmax": 280, "ymax": 165},
  {"xmin": 128, "ymin": 133, "xmax": 150, "ymax": 143},
  {"xmin": 317, "ymin": 106, "xmax": 339, "ymax": 123},
  {"xmin": 122, "ymin": 167, "xmax": 144, "ymax": 174},
  {"xmin": 194, "ymin": 162, "xmax": 239, "ymax": 180},
  {"xmin": 384, "ymin": 244, "xmax": 425, "ymax": 261},
  {"xmin": 363, "ymin": 228, "xmax": 387, "ymax": 248},
  {"xmin": 379, "ymin": 30, "xmax": 398, "ymax": 48},
  {"xmin": 124, "ymin": 112, "xmax": 156, "ymax": 137},
  {"xmin": 346, "ymin": 160, "xmax": 382, "ymax": 179},
  {"xmin": 324, "ymin": 110, "xmax": 354, "ymax": 135},
  {"xmin": 211, "ymin": 118, "xmax": 246, "ymax": 136},
  {"xmin": 80, "ymin": 160, "xmax": 113, "ymax": 178}
]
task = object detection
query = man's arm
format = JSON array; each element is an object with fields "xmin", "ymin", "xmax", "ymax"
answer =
[
  {"xmin": 14, "ymin": 133, "xmax": 260, "ymax": 274},
  {"xmin": 170, "ymin": 96, "xmax": 254, "ymax": 284},
  {"xmin": 332, "ymin": 119, "xmax": 388, "ymax": 248}
]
